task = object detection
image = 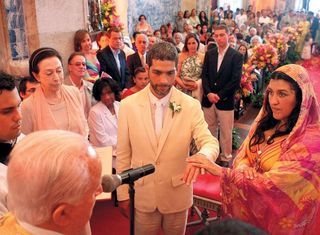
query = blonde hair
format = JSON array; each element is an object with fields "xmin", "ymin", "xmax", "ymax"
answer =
[{"xmin": 7, "ymin": 130, "xmax": 100, "ymax": 224}]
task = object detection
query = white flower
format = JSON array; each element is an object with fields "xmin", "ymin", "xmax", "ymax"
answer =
[{"xmin": 169, "ymin": 101, "xmax": 182, "ymax": 117}]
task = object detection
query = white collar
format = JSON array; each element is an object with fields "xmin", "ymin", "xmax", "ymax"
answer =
[
  {"xmin": 17, "ymin": 220, "xmax": 63, "ymax": 235},
  {"xmin": 110, "ymin": 47, "xmax": 120, "ymax": 56},
  {"xmin": 148, "ymin": 87, "xmax": 172, "ymax": 106},
  {"xmin": 217, "ymin": 45, "xmax": 229, "ymax": 55}
]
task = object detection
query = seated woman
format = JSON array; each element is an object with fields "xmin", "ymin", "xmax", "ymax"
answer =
[
  {"xmin": 134, "ymin": 14, "xmax": 153, "ymax": 35},
  {"xmin": 88, "ymin": 78, "xmax": 121, "ymax": 156},
  {"xmin": 186, "ymin": 64, "xmax": 320, "ymax": 234},
  {"xmin": 176, "ymin": 33, "xmax": 204, "ymax": 101},
  {"xmin": 21, "ymin": 47, "xmax": 88, "ymax": 137},
  {"xmin": 122, "ymin": 67, "xmax": 149, "ymax": 99},
  {"xmin": 74, "ymin": 29, "xmax": 100, "ymax": 82}
]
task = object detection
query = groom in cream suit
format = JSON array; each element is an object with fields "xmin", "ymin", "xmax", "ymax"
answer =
[{"xmin": 117, "ymin": 42, "xmax": 219, "ymax": 235}]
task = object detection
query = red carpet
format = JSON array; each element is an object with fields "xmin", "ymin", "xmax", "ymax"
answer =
[
  {"xmin": 90, "ymin": 200, "xmax": 129, "ymax": 235},
  {"xmin": 90, "ymin": 56, "xmax": 320, "ymax": 235},
  {"xmin": 90, "ymin": 199, "xmax": 206, "ymax": 235}
]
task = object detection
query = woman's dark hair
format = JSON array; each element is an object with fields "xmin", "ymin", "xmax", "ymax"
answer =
[
  {"xmin": 74, "ymin": 29, "xmax": 90, "ymax": 52},
  {"xmin": 183, "ymin": 10, "xmax": 190, "ymax": 18},
  {"xmin": 29, "ymin": 47, "xmax": 62, "ymax": 79},
  {"xmin": 95, "ymin": 31, "xmax": 108, "ymax": 49},
  {"xmin": 138, "ymin": 14, "xmax": 147, "ymax": 21},
  {"xmin": 183, "ymin": 33, "xmax": 200, "ymax": 52},
  {"xmin": 237, "ymin": 43, "xmax": 248, "ymax": 63},
  {"xmin": 133, "ymin": 67, "xmax": 146, "ymax": 77},
  {"xmin": 249, "ymin": 71, "xmax": 302, "ymax": 150},
  {"xmin": 92, "ymin": 78, "xmax": 121, "ymax": 102}
]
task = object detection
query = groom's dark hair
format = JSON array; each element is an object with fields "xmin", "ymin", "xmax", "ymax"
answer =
[{"xmin": 146, "ymin": 42, "xmax": 178, "ymax": 67}]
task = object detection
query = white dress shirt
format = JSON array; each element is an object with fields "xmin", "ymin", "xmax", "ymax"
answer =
[
  {"xmin": 217, "ymin": 44, "xmax": 229, "ymax": 72},
  {"xmin": 148, "ymin": 88, "xmax": 172, "ymax": 138},
  {"xmin": 18, "ymin": 220, "xmax": 62, "ymax": 235}
]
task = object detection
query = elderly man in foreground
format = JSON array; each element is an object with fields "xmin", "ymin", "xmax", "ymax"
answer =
[{"xmin": 0, "ymin": 130, "xmax": 102, "ymax": 235}]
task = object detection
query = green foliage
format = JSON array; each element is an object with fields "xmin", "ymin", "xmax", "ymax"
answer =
[
  {"xmin": 232, "ymin": 128, "xmax": 241, "ymax": 150},
  {"xmin": 252, "ymin": 92, "xmax": 264, "ymax": 109}
]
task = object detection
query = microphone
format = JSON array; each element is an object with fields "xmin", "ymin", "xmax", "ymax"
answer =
[{"xmin": 102, "ymin": 164, "xmax": 155, "ymax": 192}]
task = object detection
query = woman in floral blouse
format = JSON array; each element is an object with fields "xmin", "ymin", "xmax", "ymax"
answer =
[{"xmin": 175, "ymin": 33, "xmax": 204, "ymax": 101}]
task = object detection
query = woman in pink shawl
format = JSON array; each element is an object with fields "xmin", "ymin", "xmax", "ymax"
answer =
[
  {"xmin": 186, "ymin": 64, "xmax": 320, "ymax": 234},
  {"xmin": 21, "ymin": 47, "xmax": 88, "ymax": 137}
]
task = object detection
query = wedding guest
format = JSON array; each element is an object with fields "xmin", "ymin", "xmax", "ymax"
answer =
[
  {"xmin": 189, "ymin": 9, "xmax": 200, "ymax": 30},
  {"xmin": 18, "ymin": 77, "xmax": 39, "ymax": 100},
  {"xmin": 88, "ymin": 78, "xmax": 121, "ymax": 155},
  {"xmin": 95, "ymin": 31, "xmax": 109, "ymax": 51},
  {"xmin": 135, "ymin": 14, "xmax": 153, "ymax": 35},
  {"xmin": 97, "ymin": 27, "xmax": 130, "ymax": 90},
  {"xmin": 187, "ymin": 64, "xmax": 320, "ymax": 235},
  {"xmin": 201, "ymin": 25, "xmax": 243, "ymax": 166},
  {"xmin": 199, "ymin": 11, "xmax": 209, "ymax": 26},
  {"xmin": 65, "ymin": 52, "xmax": 96, "ymax": 118},
  {"xmin": 0, "ymin": 130, "xmax": 102, "ymax": 235},
  {"xmin": 74, "ymin": 29, "xmax": 100, "ymax": 82},
  {"xmin": 153, "ymin": 29, "xmax": 161, "ymax": 39},
  {"xmin": 301, "ymin": 33, "xmax": 313, "ymax": 60},
  {"xmin": 160, "ymin": 24, "xmax": 168, "ymax": 40},
  {"xmin": 127, "ymin": 33, "xmax": 149, "ymax": 76},
  {"xmin": 176, "ymin": 33, "xmax": 204, "ymax": 101},
  {"xmin": 21, "ymin": 47, "xmax": 88, "ymax": 137},
  {"xmin": 0, "ymin": 72, "xmax": 22, "ymax": 165},
  {"xmin": 183, "ymin": 10, "xmax": 190, "ymax": 23},
  {"xmin": 237, "ymin": 43, "xmax": 249, "ymax": 63},
  {"xmin": 175, "ymin": 11, "xmax": 186, "ymax": 33},
  {"xmin": 173, "ymin": 32, "xmax": 184, "ymax": 52},
  {"xmin": 122, "ymin": 67, "xmax": 149, "ymax": 99}
]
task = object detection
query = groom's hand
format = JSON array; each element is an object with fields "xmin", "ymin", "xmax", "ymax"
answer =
[{"xmin": 182, "ymin": 159, "xmax": 201, "ymax": 185}]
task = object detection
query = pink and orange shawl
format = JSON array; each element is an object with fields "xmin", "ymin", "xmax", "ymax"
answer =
[{"xmin": 221, "ymin": 64, "xmax": 320, "ymax": 234}]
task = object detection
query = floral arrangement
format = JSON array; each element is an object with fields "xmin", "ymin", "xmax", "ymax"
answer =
[
  {"xmin": 283, "ymin": 26, "xmax": 300, "ymax": 42},
  {"xmin": 239, "ymin": 63, "xmax": 258, "ymax": 97},
  {"xmin": 248, "ymin": 44, "xmax": 279, "ymax": 70},
  {"xmin": 169, "ymin": 101, "xmax": 181, "ymax": 117},
  {"xmin": 266, "ymin": 33, "xmax": 288, "ymax": 60},
  {"xmin": 101, "ymin": 0, "xmax": 124, "ymax": 31}
]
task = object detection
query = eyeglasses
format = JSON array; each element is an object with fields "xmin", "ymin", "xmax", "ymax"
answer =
[{"xmin": 70, "ymin": 62, "xmax": 86, "ymax": 67}]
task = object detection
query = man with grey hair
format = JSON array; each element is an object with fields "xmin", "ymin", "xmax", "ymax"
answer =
[
  {"xmin": 0, "ymin": 130, "xmax": 102, "ymax": 235},
  {"xmin": 117, "ymin": 42, "xmax": 219, "ymax": 235},
  {"xmin": 173, "ymin": 32, "xmax": 184, "ymax": 52}
]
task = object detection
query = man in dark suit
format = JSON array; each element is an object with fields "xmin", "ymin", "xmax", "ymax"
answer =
[
  {"xmin": 309, "ymin": 12, "xmax": 319, "ymax": 41},
  {"xmin": 97, "ymin": 27, "xmax": 130, "ymax": 90},
  {"xmin": 201, "ymin": 25, "xmax": 243, "ymax": 166},
  {"xmin": 127, "ymin": 33, "xmax": 149, "ymax": 77}
]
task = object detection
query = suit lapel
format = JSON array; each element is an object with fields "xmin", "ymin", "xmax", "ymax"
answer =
[
  {"xmin": 138, "ymin": 87, "xmax": 157, "ymax": 155},
  {"xmin": 156, "ymin": 88, "xmax": 181, "ymax": 158},
  {"xmin": 106, "ymin": 47, "xmax": 121, "ymax": 78},
  {"xmin": 217, "ymin": 47, "xmax": 231, "ymax": 75},
  {"xmin": 101, "ymin": 103, "xmax": 117, "ymax": 129}
]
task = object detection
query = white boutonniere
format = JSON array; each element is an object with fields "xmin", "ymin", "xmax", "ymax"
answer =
[{"xmin": 169, "ymin": 101, "xmax": 181, "ymax": 117}]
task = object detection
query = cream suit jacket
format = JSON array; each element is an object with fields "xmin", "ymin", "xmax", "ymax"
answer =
[{"xmin": 116, "ymin": 85, "xmax": 219, "ymax": 213}]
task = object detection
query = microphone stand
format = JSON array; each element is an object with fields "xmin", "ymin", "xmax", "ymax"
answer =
[{"xmin": 128, "ymin": 181, "xmax": 135, "ymax": 235}]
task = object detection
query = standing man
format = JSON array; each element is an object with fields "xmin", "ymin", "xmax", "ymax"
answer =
[
  {"xmin": 201, "ymin": 25, "xmax": 243, "ymax": 166},
  {"xmin": 97, "ymin": 27, "xmax": 130, "ymax": 90},
  {"xmin": 66, "ymin": 52, "xmax": 95, "ymax": 118},
  {"xmin": 0, "ymin": 72, "xmax": 22, "ymax": 165},
  {"xmin": 117, "ymin": 42, "xmax": 219, "ymax": 235},
  {"xmin": 127, "ymin": 33, "xmax": 149, "ymax": 76}
]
